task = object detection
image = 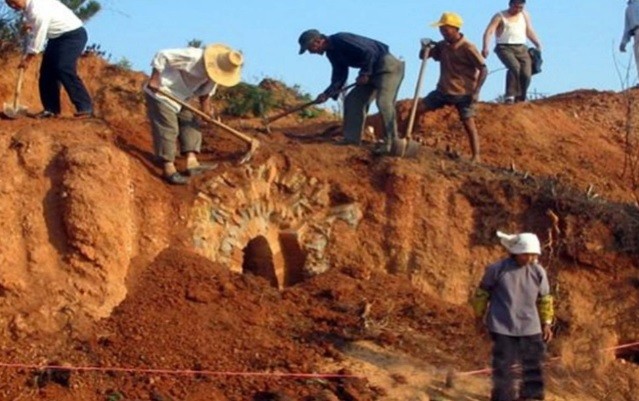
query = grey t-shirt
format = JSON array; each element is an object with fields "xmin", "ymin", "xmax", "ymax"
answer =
[{"xmin": 479, "ymin": 257, "xmax": 550, "ymax": 336}]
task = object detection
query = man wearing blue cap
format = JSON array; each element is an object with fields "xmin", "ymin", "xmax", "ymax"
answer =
[{"xmin": 298, "ymin": 29, "xmax": 404, "ymax": 155}]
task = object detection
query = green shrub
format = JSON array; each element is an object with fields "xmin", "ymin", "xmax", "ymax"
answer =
[{"xmin": 224, "ymin": 83, "xmax": 275, "ymax": 118}]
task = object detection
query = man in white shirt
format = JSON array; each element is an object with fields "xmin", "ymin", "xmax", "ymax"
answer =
[
  {"xmin": 145, "ymin": 44, "xmax": 243, "ymax": 185},
  {"xmin": 621, "ymin": 0, "xmax": 639, "ymax": 86},
  {"xmin": 6, "ymin": 0, "xmax": 93, "ymax": 118},
  {"xmin": 482, "ymin": 0, "xmax": 542, "ymax": 103}
]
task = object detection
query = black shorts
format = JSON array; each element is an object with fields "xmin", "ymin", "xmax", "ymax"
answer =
[{"xmin": 423, "ymin": 90, "xmax": 475, "ymax": 119}]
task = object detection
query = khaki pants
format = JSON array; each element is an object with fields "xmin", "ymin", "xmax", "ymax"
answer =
[
  {"xmin": 495, "ymin": 44, "xmax": 532, "ymax": 101},
  {"xmin": 145, "ymin": 92, "xmax": 202, "ymax": 163},
  {"xmin": 343, "ymin": 54, "xmax": 405, "ymax": 144}
]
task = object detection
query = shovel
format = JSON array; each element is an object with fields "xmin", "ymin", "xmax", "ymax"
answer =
[
  {"xmin": 262, "ymin": 83, "xmax": 357, "ymax": 133},
  {"xmin": 2, "ymin": 68, "xmax": 28, "ymax": 119},
  {"xmin": 389, "ymin": 40, "xmax": 432, "ymax": 158},
  {"xmin": 156, "ymin": 89, "xmax": 259, "ymax": 164}
]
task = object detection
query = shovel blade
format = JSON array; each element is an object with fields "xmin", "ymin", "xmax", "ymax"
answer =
[
  {"xmin": 389, "ymin": 138, "xmax": 420, "ymax": 158},
  {"xmin": 2, "ymin": 102, "xmax": 28, "ymax": 119}
]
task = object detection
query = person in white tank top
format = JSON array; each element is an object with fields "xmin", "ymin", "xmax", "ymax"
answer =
[
  {"xmin": 482, "ymin": 0, "xmax": 542, "ymax": 103},
  {"xmin": 620, "ymin": 0, "xmax": 639, "ymax": 86}
]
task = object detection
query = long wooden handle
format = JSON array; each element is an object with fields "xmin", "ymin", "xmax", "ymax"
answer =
[
  {"xmin": 266, "ymin": 99, "xmax": 318, "ymax": 124},
  {"xmin": 265, "ymin": 82, "xmax": 357, "ymax": 125},
  {"xmin": 156, "ymin": 89, "xmax": 255, "ymax": 145},
  {"xmin": 12, "ymin": 68, "xmax": 25, "ymax": 110},
  {"xmin": 405, "ymin": 48, "xmax": 430, "ymax": 140}
]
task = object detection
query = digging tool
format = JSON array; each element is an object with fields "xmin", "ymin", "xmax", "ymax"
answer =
[
  {"xmin": 2, "ymin": 68, "xmax": 28, "ymax": 119},
  {"xmin": 389, "ymin": 39, "xmax": 433, "ymax": 158},
  {"xmin": 156, "ymin": 89, "xmax": 259, "ymax": 164},
  {"xmin": 263, "ymin": 83, "xmax": 357, "ymax": 133}
]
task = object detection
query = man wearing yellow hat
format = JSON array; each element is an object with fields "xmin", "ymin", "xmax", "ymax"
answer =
[
  {"xmin": 145, "ymin": 44, "xmax": 243, "ymax": 185},
  {"xmin": 419, "ymin": 12, "xmax": 487, "ymax": 162}
]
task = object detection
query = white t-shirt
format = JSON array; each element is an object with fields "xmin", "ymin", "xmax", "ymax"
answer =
[
  {"xmin": 25, "ymin": 0, "xmax": 83, "ymax": 54},
  {"xmin": 144, "ymin": 48, "xmax": 217, "ymax": 113}
]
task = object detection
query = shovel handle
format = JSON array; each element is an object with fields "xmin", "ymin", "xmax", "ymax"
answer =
[
  {"xmin": 264, "ymin": 82, "xmax": 357, "ymax": 126},
  {"xmin": 12, "ymin": 68, "xmax": 25, "ymax": 110},
  {"xmin": 406, "ymin": 48, "xmax": 430, "ymax": 140},
  {"xmin": 156, "ymin": 89, "xmax": 255, "ymax": 146},
  {"xmin": 265, "ymin": 98, "xmax": 319, "ymax": 124}
]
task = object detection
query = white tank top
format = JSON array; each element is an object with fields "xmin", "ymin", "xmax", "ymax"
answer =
[{"xmin": 496, "ymin": 12, "xmax": 527, "ymax": 44}]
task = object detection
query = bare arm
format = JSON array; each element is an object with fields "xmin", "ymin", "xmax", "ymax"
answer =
[
  {"xmin": 524, "ymin": 11, "xmax": 542, "ymax": 50},
  {"xmin": 482, "ymin": 14, "xmax": 501, "ymax": 58},
  {"xmin": 473, "ymin": 65, "xmax": 488, "ymax": 102}
]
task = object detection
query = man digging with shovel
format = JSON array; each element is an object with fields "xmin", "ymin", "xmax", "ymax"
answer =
[
  {"xmin": 144, "ymin": 44, "xmax": 244, "ymax": 185},
  {"xmin": 419, "ymin": 12, "xmax": 487, "ymax": 163},
  {"xmin": 5, "ymin": 0, "xmax": 94, "ymax": 119},
  {"xmin": 298, "ymin": 29, "xmax": 405, "ymax": 156}
]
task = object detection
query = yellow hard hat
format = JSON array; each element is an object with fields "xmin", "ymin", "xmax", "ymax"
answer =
[{"xmin": 430, "ymin": 12, "xmax": 463, "ymax": 29}]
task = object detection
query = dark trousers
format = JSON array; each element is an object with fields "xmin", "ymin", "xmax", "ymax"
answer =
[
  {"xmin": 40, "ymin": 27, "xmax": 93, "ymax": 114},
  {"xmin": 494, "ymin": 44, "xmax": 532, "ymax": 101},
  {"xmin": 490, "ymin": 332, "xmax": 545, "ymax": 401},
  {"xmin": 343, "ymin": 54, "xmax": 405, "ymax": 144}
]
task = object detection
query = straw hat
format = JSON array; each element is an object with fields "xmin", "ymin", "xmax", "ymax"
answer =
[
  {"xmin": 203, "ymin": 43, "xmax": 243, "ymax": 87},
  {"xmin": 496, "ymin": 231, "xmax": 541, "ymax": 255}
]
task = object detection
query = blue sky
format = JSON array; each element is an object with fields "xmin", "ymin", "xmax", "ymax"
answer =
[{"xmin": 87, "ymin": 1, "xmax": 630, "ymax": 103}]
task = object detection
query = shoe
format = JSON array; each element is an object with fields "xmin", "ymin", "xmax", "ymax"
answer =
[
  {"xmin": 335, "ymin": 139, "xmax": 360, "ymax": 146},
  {"xmin": 372, "ymin": 142, "xmax": 392, "ymax": 156},
  {"xmin": 31, "ymin": 110, "xmax": 58, "ymax": 119},
  {"xmin": 504, "ymin": 97, "xmax": 515, "ymax": 104},
  {"xmin": 164, "ymin": 172, "xmax": 188, "ymax": 185},
  {"xmin": 186, "ymin": 163, "xmax": 217, "ymax": 176},
  {"xmin": 73, "ymin": 110, "xmax": 94, "ymax": 118}
]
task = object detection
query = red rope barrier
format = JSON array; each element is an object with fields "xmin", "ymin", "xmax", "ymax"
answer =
[{"xmin": 0, "ymin": 362, "xmax": 363, "ymax": 379}]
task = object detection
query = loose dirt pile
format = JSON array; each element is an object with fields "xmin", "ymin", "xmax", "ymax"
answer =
[{"xmin": 0, "ymin": 51, "xmax": 638, "ymax": 400}]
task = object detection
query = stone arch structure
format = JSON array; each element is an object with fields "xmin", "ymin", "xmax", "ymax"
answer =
[{"xmin": 188, "ymin": 158, "xmax": 362, "ymax": 288}]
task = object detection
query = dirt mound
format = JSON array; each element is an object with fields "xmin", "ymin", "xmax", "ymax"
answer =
[{"xmin": 0, "ymin": 51, "xmax": 638, "ymax": 400}]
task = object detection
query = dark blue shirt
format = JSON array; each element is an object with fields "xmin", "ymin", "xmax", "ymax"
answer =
[{"xmin": 323, "ymin": 32, "xmax": 390, "ymax": 96}]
